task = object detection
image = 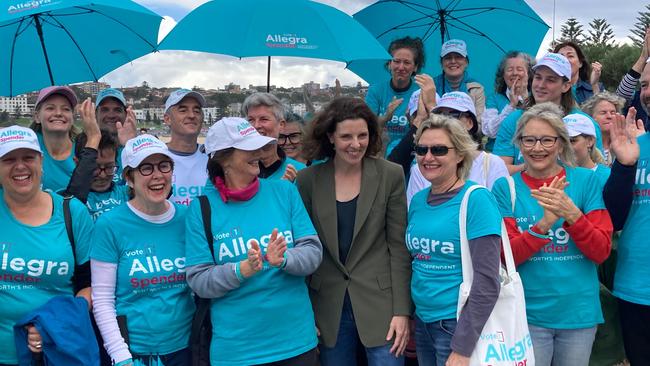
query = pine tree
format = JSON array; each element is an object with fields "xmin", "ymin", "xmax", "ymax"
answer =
[
  {"xmin": 630, "ymin": 4, "xmax": 650, "ymax": 47},
  {"xmin": 559, "ymin": 18, "xmax": 585, "ymax": 44},
  {"xmin": 586, "ymin": 18, "xmax": 615, "ymax": 47}
]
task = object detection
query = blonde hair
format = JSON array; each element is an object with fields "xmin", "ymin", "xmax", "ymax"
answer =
[
  {"xmin": 513, "ymin": 102, "xmax": 576, "ymax": 166},
  {"xmin": 414, "ymin": 114, "xmax": 478, "ymax": 179}
]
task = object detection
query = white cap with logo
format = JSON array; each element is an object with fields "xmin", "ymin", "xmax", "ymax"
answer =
[
  {"xmin": 205, "ymin": 117, "xmax": 276, "ymax": 155},
  {"xmin": 564, "ymin": 113, "xmax": 596, "ymax": 137},
  {"xmin": 440, "ymin": 39, "xmax": 468, "ymax": 58},
  {"xmin": 164, "ymin": 89, "xmax": 206, "ymax": 113},
  {"xmin": 433, "ymin": 91, "xmax": 477, "ymax": 118},
  {"xmin": 533, "ymin": 53, "xmax": 572, "ymax": 80},
  {"xmin": 0, "ymin": 125, "xmax": 42, "ymax": 158},
  {"xmin": 121, "ymin": 134, "xmax": 174, "ymax": 169}
]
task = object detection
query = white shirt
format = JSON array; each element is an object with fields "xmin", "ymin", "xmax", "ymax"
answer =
[
  {"xmin": 406, "ymin": 151, "xmax": 509, "ymax": 207},
  {"xmin": 169, "ymin": 148, "xmax": 209, "ymax": 206}
]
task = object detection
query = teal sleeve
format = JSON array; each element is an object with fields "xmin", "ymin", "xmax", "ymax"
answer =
[
  {"xmin": 490, "ymin": 177, "xmax": 514, "ymax": 218},
  {"xmin": 185, "ymin": 198, "xmax": 217, "ymax": 266},
  {"xmin": 467, "ymin": 188, "xmax": 503, "ymax": 240},
  {"xmin": 288, "ymin": 183, "xmax": 317, "ymax": 240},
  {"xmin": 70, "ymin": 198, "xmax": 94, "ymax": 264},
  {"xmin": 365, "ymin": 84, "xmax": 381, "ymax": 114},
  {"xmin": 90, "ymin": 214, "xmax": 119, "ymax": 264},
  {"xmin": 493, "ymin": 111, "xmax": 518, "ymax": 158}
]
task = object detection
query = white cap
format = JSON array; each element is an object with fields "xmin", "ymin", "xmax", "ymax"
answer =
[
  {"xmin": 440, "ymin": 39, "xmax": 467, "ymax": 58},
  {"xmin": 0, "ymin": 125, "xmax": 42, "ymax": 158},
  {"xmin": 121, "ymin": 134, "xmax": 174, "ymax": 169},
  {"xmin": 205, "ymin": 117, "xmax": 276, "ymax": 155},
  {"xmin": 564, "ymin": 113, "xmax": 596, "ymax": 137},
  {"xmin": 164, "ymin": 89, "xmax": 206, "ymax": 113},
  {"xmin": 407, "ymin": 90, "xmax": 440, "ymax": 116},
  {"xmin": 433, "ymin": 91, "xmax": 477, "ymax": 118},
  {"xmin": 533, "ymin": 53, "xmax": 572, "ymax": 80}
]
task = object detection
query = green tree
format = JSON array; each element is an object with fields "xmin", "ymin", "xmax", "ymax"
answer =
[
  {"xmin": 583, "ymin": 44, "xmax": 641, "ymax": 90},
  {"xmin": 630, "ymin": 4, "xmax": 650, "ymax": 47},
  {"xmin": 559, "ymin": 18, "xmax": 585, "ymax": 44},
  {"xmin": 586, "ymin": 18, "xmax": 615, "ymax": 48},
  {"xmin": 0, "ymin": 110, "xmax": 9, "ymax": 123}
]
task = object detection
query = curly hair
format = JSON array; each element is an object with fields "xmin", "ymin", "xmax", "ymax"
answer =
[
  {"xmin": 301, "ymin": 97, "xmax": 381, "ymax": 161},
  {"xmin": 581, "ymin": 91, "xmax": 625, "ymax": 117},
  {"xmin": 494, "ymin": 51, "xmax": 535, "ymax": 95},
  {"xmin": 387, "ymin": 36, "xmax": 426, "ymax": 74}
]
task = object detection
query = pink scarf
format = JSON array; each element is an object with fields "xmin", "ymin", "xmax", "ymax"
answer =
[{"xmin": 213, "ymin": 176, "xmax": 259, "ymax": 202}]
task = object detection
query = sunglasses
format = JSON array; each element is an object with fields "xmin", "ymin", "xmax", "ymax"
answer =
[{"xmin": 414, "ymin": 145, "xmax": 455, "ymax": 156}]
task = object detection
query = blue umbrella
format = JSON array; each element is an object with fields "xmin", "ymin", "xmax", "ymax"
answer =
[
  {"xmin": 158, "ymin": 0, "xmax": 390, "ymax": 91},
  {"xmin": 349, "ymin": 0, "xmax": 549, "ymax": 88},
  {"xmin": 0, "ymin": 0, "xmax": 162, "ymax": 97}
]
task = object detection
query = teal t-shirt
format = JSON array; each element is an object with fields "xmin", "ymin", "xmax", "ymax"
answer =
[
  {"xmin": 615, "ymin": 133, "xmax": 650, "ymax": 305},
  {"xmin": 265, "ymin": 157, "xmax": 307, "ymax": 180},
  {"xmin": 185, "ymin": 179, "xmax": 318, "ymax": 365},
  {"xmin": 0, "ymin": 192, "xmax": 93, "ymax": 364},
  {"xmin": 90, "ymin": 203, "xmax": 194, "ymax": 355},
  {"xmin": 493, "ymin": 107, "xmax": 604, "ymax": 165},
  {"xmin": 592, "ymin": 164, "xmax": 611, "ymax": 189},
  {"xmin": 406, "ymin": 182, "xmax": 502, "ymax": 323},
  {"xmin": 38, "ymin": 133, "xmax": 76, "ymax": 192},
  {"xmin": 86, "ymin": 184, "xmax": 129, "ymax": 221},
  {"xmin": 491, "ymin": 167, "xmax": 605, "ymax": 328},
  {"xmin": 365, "ymin": 78, "xmax": 419, "ymax": 155}
]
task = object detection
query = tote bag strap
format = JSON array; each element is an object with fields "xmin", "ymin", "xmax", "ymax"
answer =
[
  {"xmin": 482, "ymin": 152, "xmax": 491, "ymax": 185},
  {"xmin": 459, "ymin": 185, "xmax": 517, "ymax": 284}
]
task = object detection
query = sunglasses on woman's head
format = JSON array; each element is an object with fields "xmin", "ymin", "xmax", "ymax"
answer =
[{"xmin": 414, "ymin": 145, "xmax": 455, "ymax": 156}]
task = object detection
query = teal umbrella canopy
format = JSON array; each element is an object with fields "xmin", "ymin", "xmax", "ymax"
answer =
[
  {"xmin": 158, "ymin": 0, "xmax": 390, "ymax": 88},
  {"xmin": 0, "ymin": 0, "xmax": 162, "ymax": 96},
  {"xmin": 349, "ymin": 0, "xmax": 549, "ymax": 88}
]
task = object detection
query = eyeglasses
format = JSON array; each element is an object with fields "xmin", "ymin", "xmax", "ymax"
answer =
[
  {"xmin": 136, "ymin": 160, "xmax": 173, "ymax": 176},
  {"xmin": 94, "ymin": 164, "xmax": 117, "ymax": 176},
  {"xmin": 278, "ymin": 132, "xmax": 302, "ymax": 145},
  {"xmin": 414, "ymin": 145, "xmax": 455, "ymax": 156},
  {"xmin": 433, "ymin": 110, "xmax": 470, "ymax": 120},
  {"xmin": 520, "ymin": 135, "xmax": 559, "ymax": 148}
]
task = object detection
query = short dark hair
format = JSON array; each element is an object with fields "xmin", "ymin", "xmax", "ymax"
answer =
[
  {"xmin": 74, "ymin": 131, "xmax": 118, "ymax": 159},
  {"xmin": 553, "ymin": 41, "xmax": 590, "ymax": 82},
  {"xmin": 387, "ymin": 36, "xmax": 426, "ymax": 73},
  {"xmin": 207, "ymin": 148, "xmax": 235, "ymax": 182},
  {"xmin": 302, "ymin": 97, "xmax": 381, "ymax": 161}
]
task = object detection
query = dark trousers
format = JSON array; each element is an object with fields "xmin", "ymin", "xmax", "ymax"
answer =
[
  {"xmin": 254, "ymin": 348, "xmax": 319, "ymax": 366},
  {"xmin": 134, "ymin": 348, "xmax": 191, "ymax": 366},
  {"xmin": 618, "ymin": 298, "xmax": 650, "ymax": 365}
]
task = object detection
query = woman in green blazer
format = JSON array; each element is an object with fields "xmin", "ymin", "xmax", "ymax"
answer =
[{"xmin": 296, "ymin": 97, "xmax": 412, "ymax": 366}]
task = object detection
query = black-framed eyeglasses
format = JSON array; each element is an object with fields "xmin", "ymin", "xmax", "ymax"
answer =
[
  {"xmin": 520, "ymin": 135, "xmax": 559, "ymax": 148},
  {"xmin": 278, "ymin": 132, "xmax": 302, "ymax": 145},
  {"xmin": 137, "ymin": 160, "xmax": 173, "ymax": 176},
  {"xmin": 414, "ymin": 144, "xmax": 455, "ymax": 156},
  {"xmin": 94, "ymin": 164, "xmax": 118, "ymax": 176}
]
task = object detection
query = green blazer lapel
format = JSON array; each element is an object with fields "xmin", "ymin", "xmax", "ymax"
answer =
[
  {"xmin": 313, "ymin": 161, "xmax": 345, "ymax": 269},
  {"xmin": 350, "ymin": 157, "xmax": 379, "ymax": 246}
]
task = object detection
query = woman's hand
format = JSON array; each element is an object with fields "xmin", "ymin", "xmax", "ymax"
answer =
[
  {"xmin": 281, "ymin": 164, "xmax": 298, "ymax": 182},
  {"xmin": 386, "ymin": 315, "xmax": 410, "ymax": 357},
  {"xmin": 590, "ymin": 61, "xmax": 603, "ymax": 93},
  {"xmin": 531, "ymin": 176, "xmax": 582, "ymax": 225},
  {"xmin": 26, "ymin": 325, "xmax": 43, "ymax": 353},
  {"xmin": 78, "ymin": 98, "xmax": 101, "ymax": 149},
  {"xmin": 241, "ymin": 240, "xmax": 263, "ymax": 278},
  {"xmin": 610, "ymin": 108, "xmax": 645, "ymax": 165},
  {"xmin": 265, "ymin": 229, "xmax": 287, "ymax": 267},
  {"xmin": 446, "ymin": 351, "xmax": 470, "ymax": 366},
  {"xmin": 530, "ymin": 176, "xmax": 566, "ymax": 231},
  {"xmin": 415, "ymin": 74, "xmax": 437, "ymax": 111},
  {"xmin": 116, "ymin": 106, "xmax": 137, "ymax": 146},
  {"xmin": 508, "ymin": 77, "xmax": 528, "ymax": 107}
]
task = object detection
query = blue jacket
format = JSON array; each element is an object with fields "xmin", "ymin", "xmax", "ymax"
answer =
[{"xmin": 14, "ymin": 296, "xmax": 99, "ymax": 366}]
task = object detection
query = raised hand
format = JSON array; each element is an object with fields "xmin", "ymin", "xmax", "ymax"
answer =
[
  {"xmin": 78, "ymin": 98, "xmax": 101, "ymax": 149},
  {"xmin": 281, "ymin": 164, "xmax": 298, "ymax": 182},
  {"xmin": 116, "ymin": 106, "xmax": 137, "ymax": 146},
  {"xmin": 610, "ymin": 107, "xmax": 645, "ymax": 165},
  {"xmin": 265, "ymin": 229, "xmax": 287, "ymax": 267},
  {"xmin": 590, "ymin": 61, "xmax": 603, "ymax": 92},
  {"xmin": 415, "ymin": 73, "xmax": 436, "ymax": 111}
]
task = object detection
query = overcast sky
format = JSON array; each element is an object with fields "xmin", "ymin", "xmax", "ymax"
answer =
[{"xmin": 101, "ymin": 0, "xmax": 647, "ymax": 89}]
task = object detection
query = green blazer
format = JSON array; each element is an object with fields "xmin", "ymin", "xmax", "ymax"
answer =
[{"xmin": 296, "ymin": 157, "xmax": 412, "ymax": 348}]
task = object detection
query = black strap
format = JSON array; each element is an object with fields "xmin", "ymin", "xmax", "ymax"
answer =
[
  {"xmin": 63, "ymin": 195, "xmax": 76, "ymax": 262},
  {"xmin": 198, "ymin": 195, "xmax": 215, "ymax": 262}
]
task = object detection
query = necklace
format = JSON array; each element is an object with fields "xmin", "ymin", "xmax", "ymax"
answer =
[{"xmin": 444, "ymin": 176, "xmax": 461, "ymax": 193}]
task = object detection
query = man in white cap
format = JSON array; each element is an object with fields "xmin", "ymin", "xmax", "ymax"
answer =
[
  {"xmin": 163, "ymin": 89, "xmax": 209, "ymax": 205},
  {"xmin": 241, "ymin": 93, "xmax": 305, "ymax": 181}
]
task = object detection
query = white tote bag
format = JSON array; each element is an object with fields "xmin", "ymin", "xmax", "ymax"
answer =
[{"xmin": 457, "ymin": 185, "xmax": 534, "ymax": 366}]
